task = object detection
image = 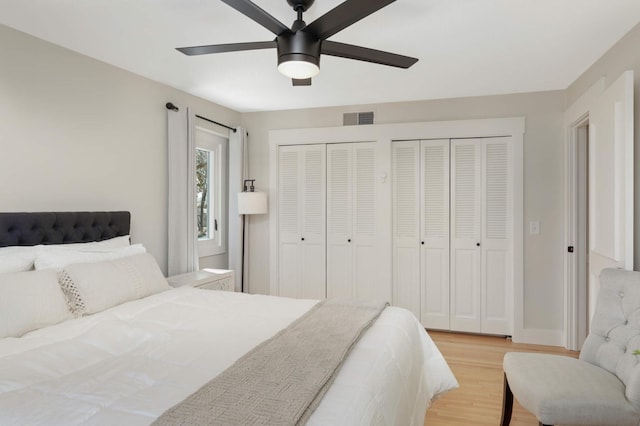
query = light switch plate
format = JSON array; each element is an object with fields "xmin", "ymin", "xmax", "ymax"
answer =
[{"xmin": 529, "ymin": 221, "xmax": 540, "ymax": 235}]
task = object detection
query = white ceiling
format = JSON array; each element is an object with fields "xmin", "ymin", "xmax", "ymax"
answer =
[{"xmin": 1, "ymin": 0, "xmax": 639, "ymax": 112}]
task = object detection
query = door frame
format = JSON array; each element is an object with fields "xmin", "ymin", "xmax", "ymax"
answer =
[
  {"xmin": 564, "ymin": 113, "xmax": 589, "ymax": 351},
  {"xmin": 564, "ymin": 71, "xmax": 635, "ymax": 350},
  {"xmin": 564, "ymin": 78, "xmax": 605, "ymax": 350}
]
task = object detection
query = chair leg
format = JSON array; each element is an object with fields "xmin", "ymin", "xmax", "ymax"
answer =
[
  {"xmin": 539, "ymin": 423, "xmax": 553, "ymax": 426},
  {"xmin": 500, "ymin": 373, "xmax": 513, "ymax": 426}
]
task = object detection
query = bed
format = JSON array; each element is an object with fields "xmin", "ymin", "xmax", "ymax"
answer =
[{"xmin": 0, "ymin": 211, "xmax": 457, "ymax": 425}]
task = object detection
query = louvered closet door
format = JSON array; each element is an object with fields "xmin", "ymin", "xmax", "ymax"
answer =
[
  {"xmin": 278, "ymin": 146, "xmax": 302, "ymax": 298},
  {"xmin": 300, "ymin": 145, "xmax": 327, "ymax": 299},
  {"xmin": 277, "ymin": 144, "xmax": 326, "ymax": 299},
  {"xmin": 392, "ymin": 141, "xmax": 421, "ymax": 319},
  {"xmin": 450, "ymin": 139, "xmax": 482, "ymax": 333},
  {"xmin": 420, "ymin": 140, "xmax": 450, "ymax": 330},
  {"xmin": 326, "ymin": 142, "xmax": 376, "ymax": 300},
  {"xmin": 351, "ymin": 143, "xmax": 377, "ymax": 300},
  {"xmin": 481, "ymin": 137, "xmax": 512, "ymax": 335},
  {"xmin": 327, "ymin": 144, "xmax": 353, "ymax": 299}
]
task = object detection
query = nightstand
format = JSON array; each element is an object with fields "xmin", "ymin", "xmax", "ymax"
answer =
[{"xmin": 167, "ymin": 269, "xmax": 235, "ymax": 292}]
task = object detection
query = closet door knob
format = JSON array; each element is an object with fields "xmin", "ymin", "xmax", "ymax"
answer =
[
  {"xmin": 476, "ymin": 243, "xmax": 480, "ymax": 247},
  {"xmin": 421, "ymin": 241, "xmax": 425, "ymax": 245},
  {"xmin": 348, "ymin": 239, "xmax": 351, "ymax": 243},
  {"xmin": 301, "ymin": 237, "xmax": 305, "ymax": 241}
]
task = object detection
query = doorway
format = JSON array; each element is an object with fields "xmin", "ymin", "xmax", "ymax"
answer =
[
  {"xmin": 563, "ymin": 70, "xmax": 634, "ymax": 352},
  {"xmin": 566, "ymin": 117, "xmax": 589, "ymax": 350}
]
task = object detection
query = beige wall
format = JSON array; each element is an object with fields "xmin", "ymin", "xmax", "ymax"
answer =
[
  {"xmin": 566, "ymin": 22, "xmax": 640, "ymax": 269},
  {"xmin": 242, "ymin": 91, "xmax": 566, "ymax": 332},
  {"xmin": 0, "ymin": 24, "xmax": 239, "ymax": 273}
]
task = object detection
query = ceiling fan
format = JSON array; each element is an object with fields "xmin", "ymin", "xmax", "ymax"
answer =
[{"xmin": 176, "ymin": 0, "xmax": 418, "ymax": 86}]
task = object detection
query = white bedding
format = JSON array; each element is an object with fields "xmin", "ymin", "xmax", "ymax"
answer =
[{"xmin": 0, "ymin": 288, "xmax": 457, "ymax": 425}]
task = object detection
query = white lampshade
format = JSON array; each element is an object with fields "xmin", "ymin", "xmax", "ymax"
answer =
[
  {"xmin": 238, "ymin": 191, "xmax": 268, "ymax": 215},
  {"xmin": 277, "ymin": 60, "xmax": 320, "ymax": 79}
]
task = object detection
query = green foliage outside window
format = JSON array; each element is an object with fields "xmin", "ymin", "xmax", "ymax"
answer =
[{"xmin": 196, "ymin": 149, "xmax": 209, "ymax": 239}]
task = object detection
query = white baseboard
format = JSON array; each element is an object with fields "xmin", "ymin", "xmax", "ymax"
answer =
[{"xmin": 512, "ymin": 328, "xmax": 565, "ymax": 347}]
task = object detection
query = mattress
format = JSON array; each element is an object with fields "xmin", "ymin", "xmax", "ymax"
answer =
[{"xmin": 0, "ymin": 287, "xmax": 457, "ymax": 425}]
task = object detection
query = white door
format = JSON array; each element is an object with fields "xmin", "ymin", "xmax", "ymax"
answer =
[
  {"xmin": 480, "ymin": 137, "xmax": 512, "ymax": 335},
  {"xmin": 450, "ymin": 138, "xmax": 513, "ymax": 334},
  {"xmin": 450, "ymin": 139, "xmax": 482, "ymax": 333},
  {"xmin": 392, "ymin": 141, "xmax": 421, "ymax": 319},
  {"xmin": 587, "ymin": 70, "xmax": 634, "ymax": 318},
  {"xmin": 300, "ymin": 145, "xmax": 327, "ymax": 299},
  {"xmin": 327, "ymin": 142, "xmax": 377, "ymax": 300},
  {"xmin": 420, "ymin": 139, "xmax": 450, "ymax": 330},
  {"xmin": 277, "ymin": 144, "xmax": 326, "ymax": 299},
  {"xmin": 278, "ymin": 146, "xmax": 302, "ymax": 298},
  {"xmin": 392, "ymin": 139, "xmax": 450, "ymax": 328},
  {"xmin": 352, "ymin": 143, "xmax": 377, "ymax": 300},
  {"xmin": 327, "ymin": 144, "xmax": 353, "ymax": 298}
]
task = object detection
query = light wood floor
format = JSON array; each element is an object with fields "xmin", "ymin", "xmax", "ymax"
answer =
[{"xmin": 424, "ymin": 331, "xmax": 579, "ymax": 426}]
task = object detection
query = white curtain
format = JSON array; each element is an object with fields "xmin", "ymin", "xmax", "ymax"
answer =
[
  {"xmin": 228, "ymin": 127, "xmax": 248, "ymax": 292},
  {"xmin": 167, "ymin": 105, "xmax": 199, "ymax": 276}
]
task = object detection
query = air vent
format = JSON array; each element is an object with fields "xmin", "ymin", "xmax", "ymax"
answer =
[{"xmin": 343, "ymin": 111, "xmax": 375, "ymax": 126}]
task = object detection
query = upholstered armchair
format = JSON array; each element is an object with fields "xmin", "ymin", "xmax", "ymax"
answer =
[{"xmin": 501, "ymin": 268, "xmax": 640, "ymax": 426}]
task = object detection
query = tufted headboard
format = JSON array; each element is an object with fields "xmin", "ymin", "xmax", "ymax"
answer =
[{"xmin": 0, "ymin": 212, "xmax": 131, "ymax": 247}]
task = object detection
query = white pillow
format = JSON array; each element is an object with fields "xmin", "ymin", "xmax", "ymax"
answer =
[
  {"xmin": 60, "ymin": 253, "xmax": 170, "ymax": 315},
  {"xmin": 0, "ymin": 270, "xmax": 73, "ymax": 338},
  {"xmin": 0, "ymin": 235, "xmax": 132, "ymax": 273},
  {"xmin": 34, "ymin": 244, "xmax": 146, "ymax": 271},
  {"xmin": 50, "ymin": 235, "xmax": 131, "ymax": 251},
  {"xmin": 0, "ymin": 253, "xmax": 35, "ymax": 273},
  {"xmin": 0, "ymin": 246, "xmax": 42, "ymax": 273}
]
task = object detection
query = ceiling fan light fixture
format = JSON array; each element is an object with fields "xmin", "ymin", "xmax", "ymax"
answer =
[
  {"xmin": 276, "ymin": 30, "xmax": 321, "ymax": 80},
  {"xmin": 178, "ymin": 0, "xmax": 419, "ymax": 87},
  {"xmin": 277, "ymin": 59, "xmax": 320, "ymax": 79}
]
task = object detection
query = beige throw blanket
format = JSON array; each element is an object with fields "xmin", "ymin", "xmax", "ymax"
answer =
[{"xmin": 153, "ymin": 299, "xmax": 388, "ymax": 426}]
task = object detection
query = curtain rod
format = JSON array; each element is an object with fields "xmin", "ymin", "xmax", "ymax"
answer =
[{"xmin": 165, "ymin": 102, "xmax": 237, "ymax": 133}]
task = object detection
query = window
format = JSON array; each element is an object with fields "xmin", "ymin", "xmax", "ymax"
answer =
[
  {"xmin": 196, "ymin": 149, "xmax": 211, "ymax": 239},
  {"xmin": 195, "ymin": 127, "xmax": 227, "ymax": 257}
]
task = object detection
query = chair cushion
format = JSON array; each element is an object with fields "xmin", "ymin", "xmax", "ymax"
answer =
[
  {"xmin": 581, "ymin": 268, "xmax": 640, "ymax": 410},
  {"xmin": 504, "ymin": 352, "xmax": 640, "ymax": 426}
]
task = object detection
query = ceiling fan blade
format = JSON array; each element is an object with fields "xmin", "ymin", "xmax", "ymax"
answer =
[
  {"xmin": 177, "ymin": 41, "xmax": 276, "ymax": 56},
  {"xmin": 305, "ymin": 0, "xmax": 396, "ymax": 40},
  {"xmin": 292, "ymin": 78, "xmax": 312, "ymax": 86},
  {"xmin": 221, "ymin": 0, "xmax": 289, "ymax": 35},
  {"xmin": 322, "ymin": 40, "xmax": 418, "ymax": 68}
]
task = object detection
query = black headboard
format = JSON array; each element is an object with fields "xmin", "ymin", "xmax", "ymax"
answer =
[{"xmin": 0, "ymin": 212, "xmax": 131, "ymax": 247}]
